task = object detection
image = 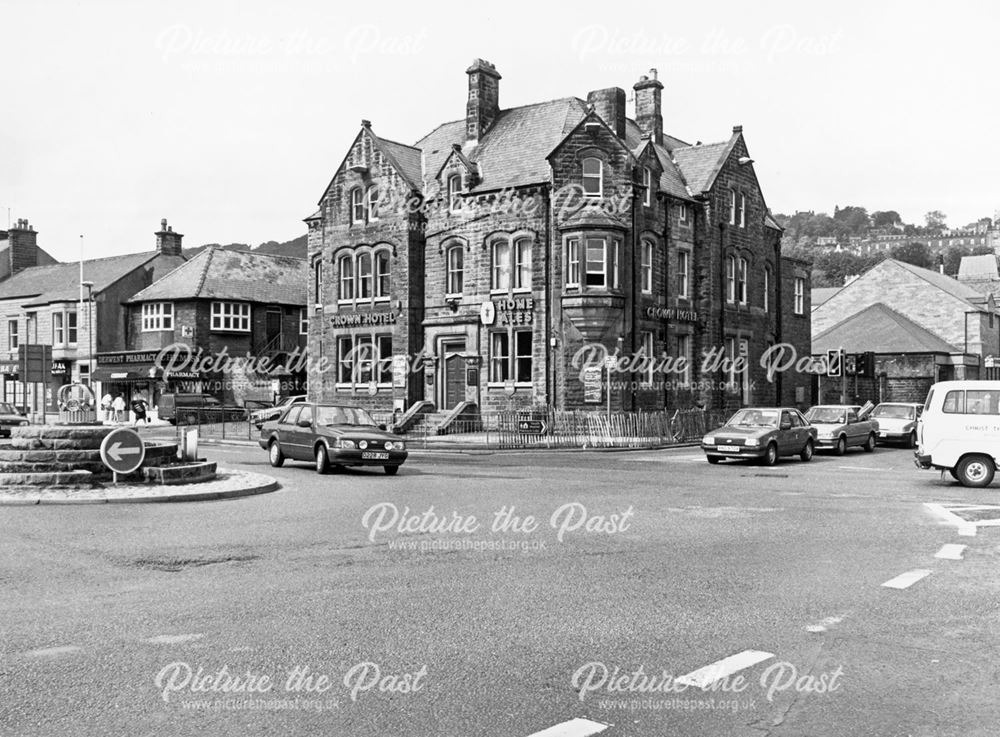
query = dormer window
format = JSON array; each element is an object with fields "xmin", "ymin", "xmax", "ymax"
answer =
[
  {"xmin": 351, "ymin": 188, "xmax": 365, "ymax": 224},
  {"xmin": 448, "ymin": 174, "xmax": 463, "ymax": 213},
  {"xmin": 642, "ymin": 167, "xmax": 652, "ymax": 207},
  {"xmin": 582, "ymin": 158, "xmax": 603, "ymax": 197}
]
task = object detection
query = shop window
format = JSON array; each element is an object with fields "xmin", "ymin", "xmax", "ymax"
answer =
[
  {"xmin": 211, "ymin": 302, "xmax": 250, "ymax": 332},
  {"xmin": 377, "ymin": 335, "xmax": 393, "ymax": 384},
  {"xmin": 337, "ymin": 336, "xmax": 354, "ymax": 383}
]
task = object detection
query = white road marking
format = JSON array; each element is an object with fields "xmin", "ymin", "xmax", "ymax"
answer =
[
  {"xmin": 925, "ymin": 503, "xmax": 978, "ymax": 536},
  {"xmin": 525, "ymin": 718, "xmax": 610, "ymax": 737},
  {"xmin": 881, "ymin": 569, "xmax": 932, "ymax": 589},
  {"xmin": 935, "ymin": 544, "xmax": 966, "ymax": 560},
  {"xmin": 628, "ymin": 454, "xmax": 705, "ymax": 463},
  {"xmin": 676, "ymin": 650, "xmax": 774, "ymax": 688},
  {"xmin": 146, "ymin": 633, "xmax": 204, "ymax": 644},
  {"xmin": 837, "ymin": 465, "xmax": 884, "ymax": 472},
  {"xmin": 806, "ymin": 615, "xmax": 845, "ymax": 633},
  {"xmin": 24, "ymin": 645, "xmax": 83, "ymax": 657}
]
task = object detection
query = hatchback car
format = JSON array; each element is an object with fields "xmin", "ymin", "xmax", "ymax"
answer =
[
  {"xmin": 0, "ymin": 402, "xmax": 28, "ymax": 437},
  {"xmin": 871, "ymin": 402, "xmax": 922, "ymax": 448},
  {"xmin": 259, "ymin": 403, "xmax": 407, "ymax": 475},
  {"xmin": 701, "ymin": 407, "xmax": 817, "ymax": 465},
  {"xmin": 804, "ymin": 404, "xmax": 878, "ymax": 454}
]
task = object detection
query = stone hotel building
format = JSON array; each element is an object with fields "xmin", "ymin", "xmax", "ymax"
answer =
[{"xmin": 306, "ymin": 59, "xmax": 811, "ymax": 419}]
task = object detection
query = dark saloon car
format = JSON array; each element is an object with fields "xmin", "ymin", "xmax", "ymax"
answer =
[
  {"xmin": 0, "ymin": 402, "xmax": 28, "ymax": 437},
  {"xmin": 250, "ymin": 394, "xmax": 307, "ymax": 430},
  {"xmin": 259, "ymin": 403, "xmax": 407, "ymax": 475},
  {"xmin": 701, "ymin": 407, "xmax": 817, "ymax": 465}
]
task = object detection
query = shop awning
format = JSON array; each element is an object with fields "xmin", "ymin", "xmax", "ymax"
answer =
[{"xmin": 91, "ymin": 367, "xmax": 203, "ymax": 382}]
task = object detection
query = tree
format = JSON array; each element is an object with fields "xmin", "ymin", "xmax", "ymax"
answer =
[
  {"xmin": 925, "ymin": 210, "xmax": 947, "ymax": 233},
  {"xmin": 890, "ymin": 241, "xmax": 934, "ymax": 269},
  {"xmin": 871, "ymin": 210, "xmax": 902, "ymax": 229},
  {"xmin": 832, "ymin": 205, "xmax": 870, "ymax": 235}
]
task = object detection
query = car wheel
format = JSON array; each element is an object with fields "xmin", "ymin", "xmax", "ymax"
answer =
[
  {"xmin": 315, "ymin": 444, "xmax": 329, "ymax": 474},
  {"xmin": 949, "ymin": 468, "xmax": 960, "ymax": 481},
  {"xmin": 800, "ymin": 439, "xmax": 814, "ymax": 462},
  {"xmin": 957, "ymin": 454, "xmax": 995, "ymax": 488},
  {"xmin": 268, "ymin": 440, "xmax": 284, "ymax": 468},
  {"xmin": 834, "ymin": 436, "xmax": 847, "ymax": 456},
  {"xmin": 384, "ymin": 465, "xmax": 399, "ymax": 476},
  {"xmin": 762, "ymin": 442, "xmax": 778, "ymax": 466},
  {"xmin": 908, "ymin": 431, "xmax": 917, "ymax": 449},
  {"xmin": 706, "ymin": 455, "xmax": 721, "ymax": 464},
  {"xmin": 863, "ymin": 433, "xmax": 876, "ymax": 453}
]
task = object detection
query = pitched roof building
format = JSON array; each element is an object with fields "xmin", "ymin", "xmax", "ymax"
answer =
[{"xmin": 306, "ymin": 60, "xmax": 812, "ymax": 423}]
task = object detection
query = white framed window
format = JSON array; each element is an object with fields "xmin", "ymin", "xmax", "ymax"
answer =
[
  {"xmin": 300, "ymin": 308, "xmax": 308, "ymax": 335},
  {"xmin": 358, "ymin": 253, "xmax": 373, "ymax": 299},
  {"xmin": 794, "ymin": 277, "xmax": 805, "ymax": 315},
  {"xmin": 640, "ymin": 331, "xmax": 654, "ymax": 384},
  {"xmin": 8, "ymin": 319, "xmax": 18, "ymax": 350},
  {"xmin": 729, "ymin": 189, "xmax": 737, "ymax": 225},
  {"xmin": 583, "ymin": 237, "xmax": 620, "ymax": 289},
  {"xmin": 448, "ymin": 174, "xmax": 463, "ymax": 213},
  {"xmin": 339, "ymin": 255, "xmax": 354, "ymax": 301},
  {"xmin": 678, "ymin": 203, "xmax": 688, "ymax": 224},
  {"xmin": 366, "ymin": 187, "xmax": 379, "ymax": 222},
  {"xmin": 211, "ymin": 302, "xmax": 250, "ymax": 332},
  {"xmin": 642, "ymin": 167, "xmax": 652, "ymax": 207},
  {"xmin": 491, "ymin": 239, "xmax": 511, "ymax": 292},
  {"xmin": 739, "ymin": 193, "xmax": 746, "ymax": 228},
  {"xmin": 726, "ymin": 255, "xmax": 737, "ymax": 303},
  {"xmin": 374, "ymin": 250, "xmax": 390, "ymax": 299},
  {"xmin": 677, "ymin": 333, "xmax": 691, "ymax": 385},
  {"xmin": 514, "ymin": 237, "xmax": 532, "ymax": 291},
  {"xmin": 490, "ymin": 329, "xmax": 533, "ymax": 384},
  {"xmin": 446, "ymin": 245, "xmax": 464, "ymax": 295},
  {"xmin": 737, "ymin": 257, "xmax": 748, "ymax": 305},
  {"xmin": 678, "ymin": 250, "xmax": 690, "ymax": 299},
  {"xmin": 351, "ymin": 188, "xmax": 365, "ymax": 224},
  {"xmin": 763, "ymin": 266, "xmax": 771, "ymax": 313},
  {"xmin": 141, "ymin": 303, "xmax": 174, "ymax": 332},
  {"xmin": 566, "ymin": 238, "xmax": 580, "ymax": 287},
  {"xmin": 52, "ymin": 312, "xmax": 64, "ymax": 345},
  {"xmin": 582, "ymin": 157, "xmax": 603, "ymax": 197},
  {"xmin": 640, "ymin": 239, "xmax": 653, "ymax": 293}
]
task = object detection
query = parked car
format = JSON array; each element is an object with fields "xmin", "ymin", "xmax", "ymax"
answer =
[
  {"xmin": 0, "ymin": 402, "xmax": 29, "ymax": 437},
  {"xmin": 701, "ymin": 407, "xmax": 817, "ymax": 466},
  {"xmin": 259, "ymin": 403, "xmax": 408, "ymax": 475},
  {"xmin": 804, "ymin": 404, "xmax": 878, "ymax": 454},
  {"xmin": 915, "ymin": 380, "xmax": 1000, "ymax": 487},
  {"xmin": 250, "ymin": 395, "xmax": 307, "ymax": 429},
  {"xmin": 158, "ymin": 393, "xmax": 246, "ymax": 426},
  {"xmin": 872, "ymin": 402, "xmax": 923, "ymax": 448}
]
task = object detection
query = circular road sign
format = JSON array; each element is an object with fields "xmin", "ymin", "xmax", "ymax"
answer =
[{"xmin": 100, "ymin": 428, "xmax": 146, "ymax": 475}]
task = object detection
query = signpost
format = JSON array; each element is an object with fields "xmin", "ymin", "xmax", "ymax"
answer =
[
  {"xmin": 517, "ymin": 419, "xmax": 547, "ymax": 435},
  {"xmin": 100, "ymin": 428, "xmax": 145, "ymax": 483}
]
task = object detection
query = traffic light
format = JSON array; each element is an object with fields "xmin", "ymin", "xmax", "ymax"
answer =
[
  {"xmin": 844, "ymin": 354, "xmax": 857, "ymax": 376},
  {"xmin": 857, "ymin": 351, "xmax": 875, "ymax": 378},
  {"xmin": 826, "ymin": 349, "xmax": 842, "ymax": 378}
]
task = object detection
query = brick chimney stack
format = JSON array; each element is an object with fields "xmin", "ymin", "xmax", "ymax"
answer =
[
  {"xmin": 633, "ymin": 69, "xmax": 663, "ymax": 145},
  {"xmin": 586, "ymin": 87, "xmax": 627, "ymax": 139},
  {"xmin": 8, "ymin": 218, "xmax": 39, "ymax": 274},
  {"xmin": 155, "ymin": 218, "xmax": 184, "ymax": 257},
  {"xmin": 466, "ymin": 59, "xmax": 501, "ymax": 142}
]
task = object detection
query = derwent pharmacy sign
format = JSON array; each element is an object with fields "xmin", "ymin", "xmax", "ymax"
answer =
[
  {"xmin": 330, "ymin": 312, "xmax": 397, "ymax": 327},
  {"xmin": 645, "ymin": 306, "xmax": 699, "ymax": 322}
]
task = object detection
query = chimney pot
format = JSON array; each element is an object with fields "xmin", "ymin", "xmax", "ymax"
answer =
[
  {"xmin": 160, "ymin": 218, "xmax": 167, "ymax": 230},
  {"xmin": 733, "ymin": 125, "xmax": 743, "ymax": 133}
]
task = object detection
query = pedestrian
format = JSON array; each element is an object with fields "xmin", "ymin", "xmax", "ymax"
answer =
[
  {"xmin": 131, "ymin": 396, "xmax": 149, "ymax": 427},
  {"xmin": 101, "ymin": 392, "xmax": 113, "ymax": 422},
  {"xmin": 112, "ymin": 394, "xmax": 126, "ymax": 423}
]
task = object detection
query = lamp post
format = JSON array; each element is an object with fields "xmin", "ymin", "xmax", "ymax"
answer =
[{"xmin": 81, "ymin": 281, "xmax": 94, "ymax": 389}]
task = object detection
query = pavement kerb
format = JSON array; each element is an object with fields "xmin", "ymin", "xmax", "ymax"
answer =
[
  {"xmin": 0, "ymin": 477, "xmax": 281, "ymax": 506},
  {"xmin": 193, "ymin": 437, "xmax": 704, "ymax": 454}
]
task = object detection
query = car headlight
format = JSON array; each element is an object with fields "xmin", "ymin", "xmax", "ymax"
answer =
[
  {"xmin": 393, "ymin": 441, "xmax": 405, "ymax": 451},
  {"xmin": 702, "ymin": 436, "xmax": 715, "ymax": 445},
  {"xmin": 384, "ymin": 440, "xmax": 393, "ymax": 450},
  {"xmin": 744, "ymin": 438, "xmax": 759, "ymax": 447},
  {"xmin": 358, "ymin": 440, "xmax": 368, "ymax": 450},
  {"xmin": 337, "ymin": 439, "xmax": 357, "ymax": 449}
]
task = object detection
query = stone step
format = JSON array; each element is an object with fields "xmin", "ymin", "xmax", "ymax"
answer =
[
  {"xmin": 0, "ymin": 449, "xmax": 103, "ymax": 463},
  {"xmin": 0, "ymin": 461, "xmax": 107, "ymax": 474},
  {"xmin": 0, "ymin": 470, "xmax": 97, "ymax": 486}
]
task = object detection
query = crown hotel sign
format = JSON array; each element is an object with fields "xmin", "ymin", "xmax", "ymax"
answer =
[
  {"xmin": 645, "ymin": 306, "xmax": 699, "ymax": 322},
  {"xmin": 330, "ymin": 311, "xmax": 397, "ymax": 327}
]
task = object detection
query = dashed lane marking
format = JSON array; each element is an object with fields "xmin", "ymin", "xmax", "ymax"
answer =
[
  {"xmin": 881, "ymin": 569, "xmax": 932, "ymax": 590},
  {"xmin": 837, "ymin": 465, "xmax": 885, "ymax": 472},
  {"xmin": 935, "ymin": 544, "xmax": 967, "ymax": 560},
  {"xmin": 676, "ymin": 649, "xmax": 774, "ymax": 688},
  {"xmin": 525, "ymin": 718, "xmax": 611, "ymax": 737},
  {"xmin": 806, "ymin": 615, "xmax": 846, "ymax": 633},
  {"xmin": 23, "ymin": 645, "xmax": 83, "ymax": 657},
  {"xmin": 145, "ymin": 634, "xmax": 205, "ymax": 645}
]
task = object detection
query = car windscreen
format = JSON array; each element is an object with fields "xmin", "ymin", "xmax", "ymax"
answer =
[
  {"xmin": 0, "ymin": 402, "xmax": 17, "ymax": 414},
  {"xmin": 726, "ymin": 409, "xmax": 778, "ymax": 428},
  {"xmin": 872, "ymin": 405, "xmax": 914, "ymax": 420},
  {"xmin": 316, "ymin": 406, "xmax": 378, "ymax": 427},
  {"xmin": 805, "ymin": 407, "xmax": 846, "ymax": 424}
]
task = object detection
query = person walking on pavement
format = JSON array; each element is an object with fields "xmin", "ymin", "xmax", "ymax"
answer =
[
  {"xmin": 101, "ymin": 393, "xmax": 113, "ymax": 422},
  {"xmin": 112, "ymin": 394, "xmax": 126, "ymax": 423},
  {"xmin": 131, "ymin": 396, "xmax": 149, "ymax": 427}
]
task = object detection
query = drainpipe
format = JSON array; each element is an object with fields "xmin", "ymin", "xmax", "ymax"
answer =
[
  {"xmin": 630, "ymin": 182, "xmax": 639, "ymax": 412},
  {"xmin": 774, "ymin": 232, "xmax": 783, "ymax": 404},
  {"xmin": 543, "ymin": 185, "xmax": 552, "ymax": 409},
  {"xmin": 661, "ymin": 194, "xmax": 671, "ymax": 409},
  {"xmin": 718, "ymin": 218, "xmax": 727, "ymax": 410}
]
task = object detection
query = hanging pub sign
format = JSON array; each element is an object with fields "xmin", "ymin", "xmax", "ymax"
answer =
[{"xmin": 330, "ymin": 311, "xmax": 397, "ymax": 327}]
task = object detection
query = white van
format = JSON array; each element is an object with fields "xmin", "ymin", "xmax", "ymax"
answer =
[{"xmin": 915, "ymin": 380, "xmax": 1000, "ymax": 487}]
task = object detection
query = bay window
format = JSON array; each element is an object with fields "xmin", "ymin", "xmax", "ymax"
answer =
[
  {"xmin": 584, "ymin": 237, "xmax": 620, "ymax": 289},
  {"xmin": 566, "ymin": 238, "xmax": 580, "ymax": 287}
]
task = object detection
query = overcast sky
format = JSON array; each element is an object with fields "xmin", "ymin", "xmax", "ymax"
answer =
[{"xmin": 3, "ymin": 0, "xmax": 998, "ymax": 260}]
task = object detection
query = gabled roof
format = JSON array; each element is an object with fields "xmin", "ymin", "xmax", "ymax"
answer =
[
  {"xmin": 128, "ymin": 247, "xmax": 307, "ymax": 306},
  {"xmin": 887, "ymin": 258, "xmax": 985, "ymax": 304},
  {"xmin": 670, "ymin": 138, "xmax": 737, "ymax": 195},
  {"xmin": 434, "ymin": 143, "xmax": 478, "ymax": 181},
  {"xmin": 813, "ymin": 303, "xmax": 958, "ymax": 354},
  {"xmin": 372, "ymin": 135, "xmax": 422, "ymax": 190},
  {"xmin": 0, "ymin": 251, "xmax": 181, "ymax": 305},
  {"xmin": 811, "ymin": 287, "xmax": 841, "ymax": 307},
  {"xmin": 958, "ymin": 254, "xmax": 999, "ymax": 279}
]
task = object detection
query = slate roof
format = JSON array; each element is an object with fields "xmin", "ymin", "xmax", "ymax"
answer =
[
  {"xmin": 813, "ymin": 303, "xmax": 958, "ymax": 354},
  {"xmin": 128, "ymin": 247, "xmax": 307, "ymax": 306},
  {"xmin": 811, "ymin": 287, "xmax": 841, "ymax": 308},
  {"xmin": 958, "ymin": 254, "xmax": 999, "ymax": 279},
  {"xmin": 0, "ymin": 251, "xmax": 184, "ymax": 306},
  {"xmin": 374, "ymin": 135, "xmax": 422, "ymax": 189},
  {"xmin": 888, "ymin": 259, "xmax": 986, "ymax": 304},
  {"xmin": 670, "ymin": 139, "xmax": 736, "ymax": 194}
]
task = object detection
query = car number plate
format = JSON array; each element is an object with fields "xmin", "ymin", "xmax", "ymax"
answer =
[
  {"xmin": 717, "ymin": 445, "xmax": 740, "ymax": 452},
  {"xmin": 879, "ymin": 431, "xmax": 887, "ymax": 437},
  {"xmin": 362, "ymin": 451, "xmax": 389, "ymax": 460}
]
